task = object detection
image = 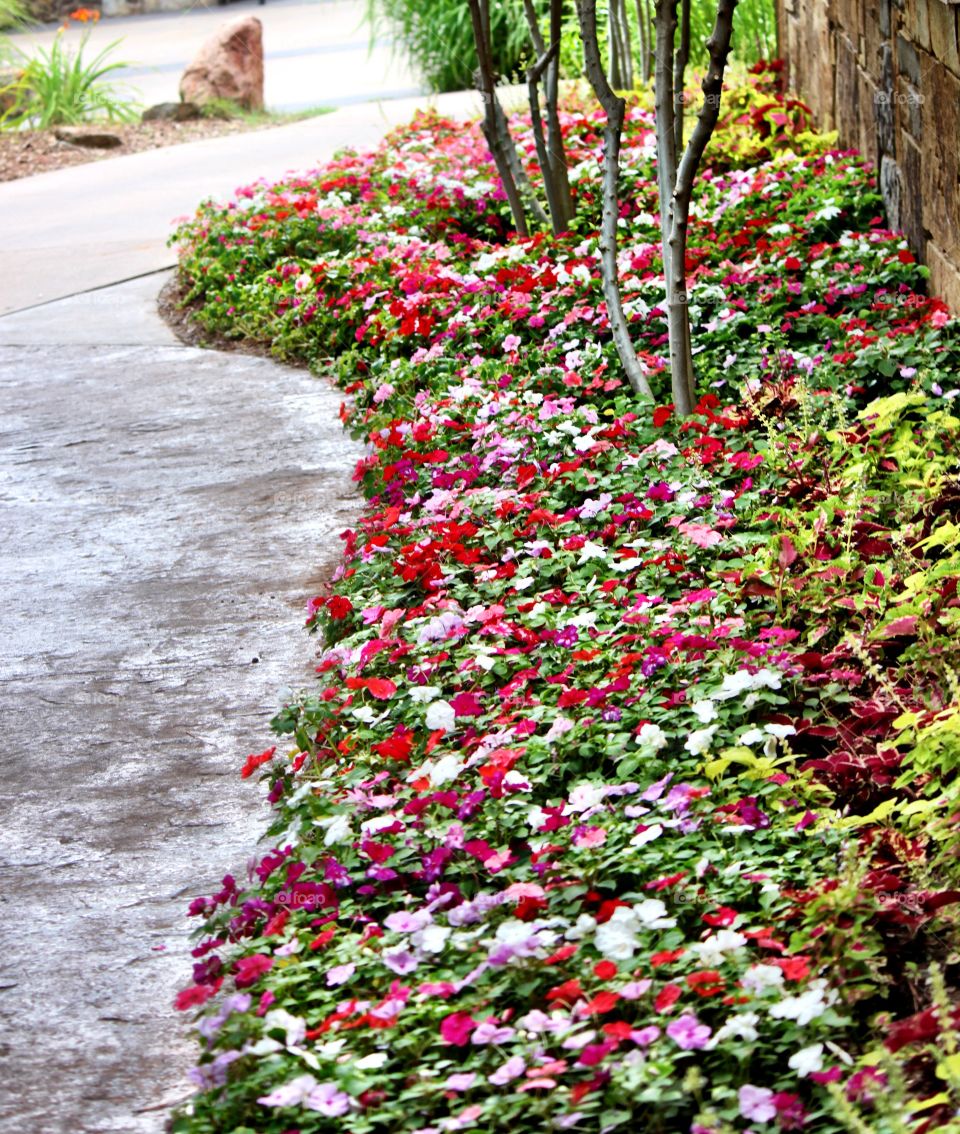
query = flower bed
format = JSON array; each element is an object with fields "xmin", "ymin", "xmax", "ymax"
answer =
[{"xmin": 171, "ymin": 71, "xmax": 960, "ymax": 1134}]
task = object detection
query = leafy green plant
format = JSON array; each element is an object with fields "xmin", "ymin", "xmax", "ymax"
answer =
[
  {"xmin": 366, "ymin": 0, "xmax": 543, "ymax": 93},
  {"xmin": 0, "ymin": 0, "xmax": 28, "ymax": 32},
  {"xmin": 1, "ymin": 27, "xmax": 138, "ymax": 129}
]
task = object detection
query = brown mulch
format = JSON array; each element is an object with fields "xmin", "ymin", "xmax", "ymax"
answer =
[{"xmin": 0, "ymin": 115, "xmax": 306, "ymax": 182}]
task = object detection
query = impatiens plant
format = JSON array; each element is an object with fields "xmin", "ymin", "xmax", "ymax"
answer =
[{"xmin": 170, "ymin": 78, "xmax": 960, "ymax": 1134}]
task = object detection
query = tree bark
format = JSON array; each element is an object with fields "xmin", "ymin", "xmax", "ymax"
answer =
[
  {"xmin": 657, "ymin": 0, "xmax": 738, "ymax": 415},
  {"xmin": 523, "ymin": 0, "xmax": 574, "ymax": 234},
  {"xmin": 577, "ymin": 0, "xmax": 654, "ymax": 400},
  {"xmin": 608, "ymin": 0, "xmax": 633, "ymax": 89},
  {"xmin": 673, "ymin": 0, "xmax": 690, "ymax": 154},
  {"xmin": 635, "ymin": 0, "xmax": 652, "ymax": 84},
  {"xmin": 467, "ymin": 0, "xmax": 529, "ymax": 237}
]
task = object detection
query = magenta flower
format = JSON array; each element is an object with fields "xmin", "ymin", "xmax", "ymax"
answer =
[
  {"xmin": 440, "ymin": 1011, "xmax": 477, "ymax": 1045},
  {"xmin": 233, "ymin": 954, "xmax": 274, "ymax": 988}
]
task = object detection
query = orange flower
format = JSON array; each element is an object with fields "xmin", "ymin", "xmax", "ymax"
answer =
[{"xmin": 69, "ymin": 7, "xmax": 101, "ymax": 21}]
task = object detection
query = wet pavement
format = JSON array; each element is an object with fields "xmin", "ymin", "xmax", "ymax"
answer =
[{"xmin": 0, "ymin": 273, "xmax": 363, "ymax": 1132}]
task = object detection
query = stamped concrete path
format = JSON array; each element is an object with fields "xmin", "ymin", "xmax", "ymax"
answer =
[{"xmin": 0, "ymin": 88, "xmax": 482, "ymax": 1133}]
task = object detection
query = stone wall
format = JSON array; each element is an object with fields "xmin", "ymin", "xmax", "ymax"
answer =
[{"xmin": 777, "ymin": 0, "xmax": 960, "ymax": 310}]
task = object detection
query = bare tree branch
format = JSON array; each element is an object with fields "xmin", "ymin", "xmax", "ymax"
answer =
[{"xmin": 576, "ymin": 0, "xmax": 654, "ymax": 400}]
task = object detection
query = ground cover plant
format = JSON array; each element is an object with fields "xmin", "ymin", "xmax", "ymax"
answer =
[{"xmin": 170, "ymin": 65, "xmax": 960, "ymax": 1134}]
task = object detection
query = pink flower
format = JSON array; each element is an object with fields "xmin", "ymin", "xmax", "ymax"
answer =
[
  {"xmin": 233, "ymin": 954, "xmax": 274, "ymax": 988},
  {"xmin": 572, "ymin": 825, "xmax": 607, "ymax": 849},
  {"xmin": 440, "ymin": 1011, "xmax": 477, "ymax": 1045},
  {"xmin": 666, "ymin": 1014, "xmax": 711, "ymax": 1050},
  {"xmin": 444, "ymin": 1072, "xmax": 478, "ymax": 1092},
  {"xmin": 488, "ymin": 1055, "xmax": 526, "ymax": 1085},
  {"xmin": 326, "ymin": 963, "xmax": 355, "ymax": 986},
  {"xmin": 739, "ymin": 1084, "xmax": 777, "ymax": 1123},
  {"xmin": 678, "ymin": 521, "xmax": 723, "ymax": 548},
  {"xmin": 502, "ymin": 334, "xmax": 521, "ymax": 352}
]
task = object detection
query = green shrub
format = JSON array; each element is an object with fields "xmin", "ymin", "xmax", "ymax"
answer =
[
  {"xmin": 1, "ymin": 27, "xmax": 138, "ymax": 128},
  {"xmin": 366, "ymin": 0, "xmax": 544, "ymax": 93}
]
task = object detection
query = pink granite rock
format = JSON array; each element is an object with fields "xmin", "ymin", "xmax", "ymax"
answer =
[{"xmin": 179, "ymin": 17, "xmax": 264, "ymax": 111}]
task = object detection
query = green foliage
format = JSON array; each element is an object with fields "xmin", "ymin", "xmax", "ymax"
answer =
[
  {"xmin": 0, "ymin": 0, "xmax": 28, "ymax": 32},
  {"xmin": 366, "ymin": 0, "xmax": 543, "ymax": 93},
  {"xmin": 1, "ymin": 28, "xmax": 138, "ymax": 129}
]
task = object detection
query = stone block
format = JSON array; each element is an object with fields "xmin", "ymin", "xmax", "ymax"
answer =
[
  {"xmin": 927, "ymin": 240, "xmax": 960, "ymax": 312},
  {"xmin": 876, "ymin": 42, "xmax": 897, "ymax": 153},
  {"xmin": 920, "ymin": 59, "xmax": 959, "ymax": 250},
  {"xmin": 859, "ymin": 67, "xmax": 881, "ymax": 162},
  {"xmin": 928, "ymin": 0, "xmax": 960, "ymax": 77},
  {"xmin": 835, "ymin": 33, "xmax": 863, "ymax": 149},
  {"xmin": 897, "ymin": 33, "xmax": 923, "ymax": 82},
  {"xmin": 863, "ymin": 0, "xmax": 887, "ymax": 69},
  {"xmin": 880, "ymin": 153, "xmax": 904, "ymax": 229},
  {"xmin": 910, "ymin": 0, "xmax": 933, "ymax": 52},
  {"xmin": 899, "ymin": 131, "xmax": 926, "ymax": 252},
  {"xmin": 896, "ymin": 74, "xmax": 924, "ymax": 136}
]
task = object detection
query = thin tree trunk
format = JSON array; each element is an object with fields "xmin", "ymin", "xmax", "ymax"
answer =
[
  {"xmin": 608, "ymin": 0, "xmax": 633, "ymax": 89},
  {"xmin": 660, "ymin": 0, "xmax": 738, "ymax": 415},
  {"xmin": 576, "ymin": 0, "xmax": 654, "ymax": 400},
  {"xmin": 467, "ymin": 0, "xmax": 529, "ymax": 236},
  {"xmin": 635, "ymin": 0, "xmax": 652, "ymax": 84},
  {"xmin": 673, "ymin": 0, "xmax": 690, "ymax": 154},
  {"xmin": 523, "ymin": 0, "xmax": 574, "ymax": 234}
]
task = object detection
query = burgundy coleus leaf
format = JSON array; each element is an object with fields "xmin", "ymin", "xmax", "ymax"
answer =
[
  {"xmin": 778, "ymin": 534, "xmax": 799, "ymax": 569},
  {"xmin": 874, "ymin": 616, "xmax": 918, "ymax": 640}
]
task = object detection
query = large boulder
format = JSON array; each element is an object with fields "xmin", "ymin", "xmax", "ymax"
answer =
[{"xmin": 179, "ymin": 17, "xmax": 264, "ymax": 111}]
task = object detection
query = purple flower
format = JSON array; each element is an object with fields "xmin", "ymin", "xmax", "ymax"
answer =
[
  {"xmin": 488, "ymin": 1055, "xmax": 526, "ymax": 1085},
  {"xmin": 666, "ymin": 1014, "xmax": 711, "ymax": 1050},
  {"xmin": 601, "ymin": 707, "xmax": 622, "ymax": 722},
  {"xmin": 444, "ymin": 1072, "xmax": 478, "ymax": 1092},
  {"xmin": 554, "ymin": 625, "xmax": 579, "ymax": 649},
  {"xmin": 326, "ymin": 962, "xmax": 355, "ymax": 987},
  {"xmin": 383, "ymin": 948, "xmax": 419, "ymax": 975},
  {"xmin": 739, "ymin": 1084, "xmax": 777, "ymax": 1123},
  {"xmin": 305, "ymin": 1081, "xmax": 352, "ymax": 1116}
]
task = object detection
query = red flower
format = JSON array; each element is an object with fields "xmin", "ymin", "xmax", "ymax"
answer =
[
  {"xmin": 702, "ymin": 906, "xmax": 739, "ymax": 928},
  {"xmin": 593, "ymin": 960, "xmax": 618, "ymax": 980},
  {"xmin": 240, "ymin": 745, "xmax": 277, "ymax": 779},
  {"xmin": 653, "ymin": 404, "xmax": 674, "ymax": 427},
  {"xmin": 546, "ymin": 979, "xmax": 583, "ymax": 1006},
  {"xmin": 650, "ymin": 948, "xmax": 685, "ymax": 968},
  {"xmin": 584, "ymin": 990, "xmax": 620, "ymax": 1015},
  {"xmin": 233, "ymin": 953, "xmax": 274, "ymax": 988},
  {"xmin": 654, "ymin": 983, "xmax": 682, "ymax": 1012},
  {"xmin": 328, "ymin": 595, "xmax": 354, "ymax": 620},
  {"xmin": 174, "ymin": 977, "xmax": 222, "ymax": 1011},
  {"xmin": 372, "ymin": 726, "xmax": 414, "ymax": 762}
]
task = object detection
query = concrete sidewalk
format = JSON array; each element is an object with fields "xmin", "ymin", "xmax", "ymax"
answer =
[
  {"xmin": 7, "ymin": 0, "xmax": 424, "ymax": 112},
  {"xmin": 0, "ymin": 88, "xmax": 483, "ymax": 316}
]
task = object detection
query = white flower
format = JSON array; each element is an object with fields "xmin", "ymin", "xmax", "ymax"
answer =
[
  {"xmin": 633, "ymin": 898, "xmax": 676, "ymax": 929},
  {"xmin": 789, "ymin": 1043, "xmax": 825, "ymax": 1078},
  {"xmin": 568, "ymin": 782, "xmax": 607, "ymax": 812},
  {"xmin": 637, "ymin": 722, "xmax": 668, "ymax": 750},
  {"xmin": 577, "ymin": 540, "xmax": 608, "ymax": 562},
  {"xmin": 425, "ymin": 700, "xmax": 456, "ymax": 733},
  {"xmin": 708, "ymin": 1010, "xmax": 761, "ymax": 1046},
  {"xmin": 416, "ymin": 924, "xmax": 452, "ymax": 954},
  {"xmin": 264, "ymin": 1008, "xmax": 306, "ymax": 1048},
  {"xmin": 689, "ymin": 930, "xmax": 747, "ymax": 966},
  {"xmin": 594, "ymin": 907, "xmax": 640, "ymax": 961},
  {"xmin": 355, "ymin": 1052, "xmax": 389, "ymax": 1070},
  {"xmin": 739, "ymin": 728, "xmax": 765, "ymax": 746},
  {"xmin": 409, "ymin": 685, "xmax": 440, "ymax": 704},
  {"xmin": 564, "ymin": 913, "xmax": 597, "ymax": 941},
  {"xmin": 428, "ymin": 755, "xmax": 464, "ymax": 786},
  {"xmin": 769, "ymin": 980, "xmax": 835, "ymax": 1026},
  {"xmin": 741, "ymin": 964, "xmax": 785, "ymax": 994},
  {"xmin": 630, "ymin": 823, "xmax": 663, "ymax": 847},
  {"xmin": 684, "ymin": 726, "xmax": 718, "ymax": 755},
  {"xmin": 765, "ymin": 723, "xmax": 797, "ymax": 739},
  {"xmin": 691, "ymin": 699, "xmax": 718, "ymax": 724},
  {"xmin": 315, "ymin": 814, "xmax": 351, "ymax": 846}
]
